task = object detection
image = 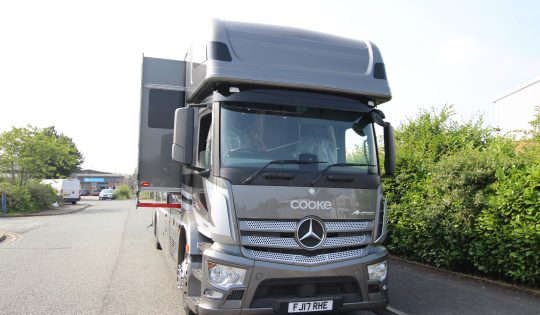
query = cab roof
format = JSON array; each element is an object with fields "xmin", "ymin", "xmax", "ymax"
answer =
[{"xmin": 186, "ymin": 20, "xmax": 391, "ymax": 105}]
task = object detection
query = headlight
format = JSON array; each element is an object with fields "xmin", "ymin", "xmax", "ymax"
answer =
[
  {"xmin": 207, "ymin": 262, "xmax": 246, "ymax": 288},
  {"xmin": 367, "ymin": 261, "xmax": 387, "ymax": 281}
]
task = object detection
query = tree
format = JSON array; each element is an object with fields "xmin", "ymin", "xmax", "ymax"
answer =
[
  {"xmin": 41, "ymin": 127, "xmax": 84, "ymax": 178},
  {"xmin": 0, "ymin": 125, "xmax": 84, "ymax": 186}
]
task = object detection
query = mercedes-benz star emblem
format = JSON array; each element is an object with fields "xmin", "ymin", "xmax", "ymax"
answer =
[{"xmin": 295, "ymin": 217, "xmax": 326, "ymax": 250}]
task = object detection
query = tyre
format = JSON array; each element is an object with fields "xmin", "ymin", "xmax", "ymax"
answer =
[
  {"xmin": 155, "ymin": 217, "xmax": 162, "ymax": 250},
  {"xmin": 71, "ymin": 201, "xmax": 76, "ymax": 205}
]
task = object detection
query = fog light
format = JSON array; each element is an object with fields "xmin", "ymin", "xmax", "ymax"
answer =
[
  {"xmin": 203, "ymin": 288, "xmax": 224, "ymax": 299},
  {"xmin": 207, "ymin": 261, "xmax": 246, "ymax": 288},
  {"xmin": 367, "ymin": 261, "xmax": 387, "ymax": 281}
]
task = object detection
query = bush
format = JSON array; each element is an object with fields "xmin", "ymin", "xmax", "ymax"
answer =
[
  {"xmin": 471, "ymin": 159, "xmax": 540, "ymax": 285},
  {"xmin": 385, "ymin": 106, "xmax": 497, "ymax": 266},
  {"xmin": 0, "ymin": 182, "xmax": 34, "ymax": 213},
  {"xmin": 383, "ymin": 105, "xmax": 540, "ymax": 285},
  {"xmin": 26, "ymin": 180, "xmax": 58, "ymax": 209},
  {"xmin": 398, "ymin": 142, "xmax": 515, "ymax": 269},
  {"xmin": 113, "ymin": 185, "xmax": 132, "ymax": 200}
]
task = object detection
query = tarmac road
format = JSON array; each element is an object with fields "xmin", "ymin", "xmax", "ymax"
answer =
[
  {"xmin": 0, "ymin": 199, "xmax": 182, "ymax": 314},
  {"xmin": 1, "ymin": 199, "xmax": 538, "ymax": 315}
]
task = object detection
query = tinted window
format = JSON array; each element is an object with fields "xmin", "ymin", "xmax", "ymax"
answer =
[
  {"xmin": 148, "ymin": 89, "xmax": 184, "ymax": 129},
  {"xmin": 197, "ymin": 113, "xmax": 212, "ymax": 168},
  {"xmin": 220, "ymin": 102, "xmax": 378, "ymax": 174}
]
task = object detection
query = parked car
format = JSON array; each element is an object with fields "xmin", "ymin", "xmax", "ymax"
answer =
[
  {"xmin": 79, "ymin": 189, "xmax": 89, "ymax": 196},
  {"xmin": 99, "ymin": 189, "xmax": 115, "ymax": 200},
  {"xmin": 91, "ymin": 189, "xmax": 100, "ymax": 196}
]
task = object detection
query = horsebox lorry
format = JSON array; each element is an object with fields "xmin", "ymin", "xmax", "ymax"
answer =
[{"xmin": 137, "ymin": 19, "xmax": 395, "ymax": 315}]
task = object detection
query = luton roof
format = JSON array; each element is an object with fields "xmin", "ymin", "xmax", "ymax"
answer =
[{"xmin": 186, "ymin": 20, "xmax": 392, "ymax": 105}]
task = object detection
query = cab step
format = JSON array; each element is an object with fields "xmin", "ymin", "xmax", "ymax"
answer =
[
  {"xmin": 197, "ymin": 242, "xmax": 212, "ymax": 254},
  {"xmin": 186, "ymin": 296, "xmax": 201, "ymax": 314}
]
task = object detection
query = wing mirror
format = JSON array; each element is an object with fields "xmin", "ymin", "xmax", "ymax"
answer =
[
  {"xmin": 172, "ymin": 107, "xmax": 194, "ymax": 165},
  {"xmin": 383, "ymin": 123, "xmax": 396, "ymax": 177}
]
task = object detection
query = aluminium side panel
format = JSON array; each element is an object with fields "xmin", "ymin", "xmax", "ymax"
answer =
[{"xmin": 138, "ymin": 56, "xmax": 186, "ymax": 192}]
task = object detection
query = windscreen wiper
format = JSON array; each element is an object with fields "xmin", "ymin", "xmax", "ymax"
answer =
[
  {"xmin": 243, "ymin": 160, "xmax": 326, "ymax": 184},
  {"xmin": 308, "ymin": 163, "xmax": 375, "ymax": 186}
]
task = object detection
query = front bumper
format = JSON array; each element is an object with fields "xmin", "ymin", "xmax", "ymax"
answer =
[{"xmin": 193, "ymin": 245, "xmax": 389, "ymax": 315}]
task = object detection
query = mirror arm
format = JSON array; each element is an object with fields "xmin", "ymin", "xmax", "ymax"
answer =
[
  {"xmin": 199, "ymin": 169, "xmax": 211, "ymax": 177},
  {"xmin": 186, "ymin": 165, "xmax": 211, "ymax": 177}
]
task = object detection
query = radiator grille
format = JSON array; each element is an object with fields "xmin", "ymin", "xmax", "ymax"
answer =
[{"xmin": 239, "ymin": 219, "xmax": 372, "ymax": 265}]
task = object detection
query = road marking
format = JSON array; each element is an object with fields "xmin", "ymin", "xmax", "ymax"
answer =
[
  {"xmin": 0, "ymin": 231, "xmax": 21, "ymax": 247},
  {"xmin": 387, "ymin": 306, "xmax": 408, "ymax": 315},
  {"xmin": 376, "ymin": 306, "xmax": 408, "ymax": 315}
]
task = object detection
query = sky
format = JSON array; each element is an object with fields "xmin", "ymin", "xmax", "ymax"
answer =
[{"xmin": 1, "ymin": 0, "xmax": 539, "ymax": 174}]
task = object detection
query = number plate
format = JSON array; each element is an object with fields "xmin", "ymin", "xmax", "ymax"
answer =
[{"xmin": 288, "ymin": 300, "xmax": 333, "ymax": 313}]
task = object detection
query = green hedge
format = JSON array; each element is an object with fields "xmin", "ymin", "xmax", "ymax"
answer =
[
  {"xmin": 0, "ymin": 182, "xmax": 34, "ymax": 212},
  {"xmin": 471, "ymin": 158, "xmax": 540, "ymax": 284},
  {"xmin": 384, "ymin": 106, "xmax": 540, "ymax": 285},
  {"xmin": 26, "ymin": 180, "xmax": 59, "ymax": 209},
  {"xmin": 0, "ymin": 181, "xmax": 57, "ymax": 213}
]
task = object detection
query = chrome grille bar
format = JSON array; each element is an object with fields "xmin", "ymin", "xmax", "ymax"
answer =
[
  {"xmin": 242, "ymin": 235, "xmax": 371, "ymax": 249},
  {"xmin": 240, "ymin": 220, "xmax": 372, "ymax": 233},
  {"xmin": 243, "ymin": 248, "xmax": 366, "ymax": 265},
  {"xmin": 325, "ymin": 221, "xmax": 372, "ymax": 232},
  {"xmin": 241, "ymin": 220, "xmax": 296, "ymax": 232}
]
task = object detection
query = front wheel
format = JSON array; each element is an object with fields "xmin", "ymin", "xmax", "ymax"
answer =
[
  {"xmin": 71, "ymin": 201, "xmax": 76, "ymax": 205},
  {"xmin": 155, "ymin": 231, "xmax": 162, "ymax": 250}
]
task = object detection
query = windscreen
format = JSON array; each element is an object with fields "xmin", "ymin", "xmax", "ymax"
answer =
[{"xmin": 220, "ymin": 102, "xmax": 378, "ymax": 174}]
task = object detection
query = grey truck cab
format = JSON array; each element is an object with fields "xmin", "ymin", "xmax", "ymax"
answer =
[{"xmin": 138, "ymin": 20, "xmax": 395, "ymax": 315}]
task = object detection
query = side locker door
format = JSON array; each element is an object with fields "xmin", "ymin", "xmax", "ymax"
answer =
[{"xmin": 138, "ymin": 56, "xmax": 186, "ymax": 259}]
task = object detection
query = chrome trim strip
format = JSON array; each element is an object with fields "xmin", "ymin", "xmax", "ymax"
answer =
[{"xmin": 143, "ymin": 83, "xmax": 186, "ymax": 91}]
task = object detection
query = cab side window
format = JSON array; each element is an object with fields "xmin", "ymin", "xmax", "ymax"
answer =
[{"xmin": 198, "ymin": 113, "xmax": 212, "ymax": 169}]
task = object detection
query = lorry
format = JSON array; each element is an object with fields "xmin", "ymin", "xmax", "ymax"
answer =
[
  {"xmin": 137, "ymin": 19, "xmax": 395, "ymax": 315},
  {"xmin": 41, "ymin": 179, "xmax": 81, "ymax": 205}
]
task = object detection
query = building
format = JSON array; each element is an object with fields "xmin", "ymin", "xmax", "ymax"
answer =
[
  {"xmin": 493, "ymin": 76, "xmax": 540, "ymax": 136},
  {"xmin": 71, "ymin": 169, "xmax": 125, "ymax": 191}
]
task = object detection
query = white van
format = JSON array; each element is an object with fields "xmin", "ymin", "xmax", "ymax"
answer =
[{"xmin": 41, "ymin": 179, "xmax": 81, "ymax": 205}]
